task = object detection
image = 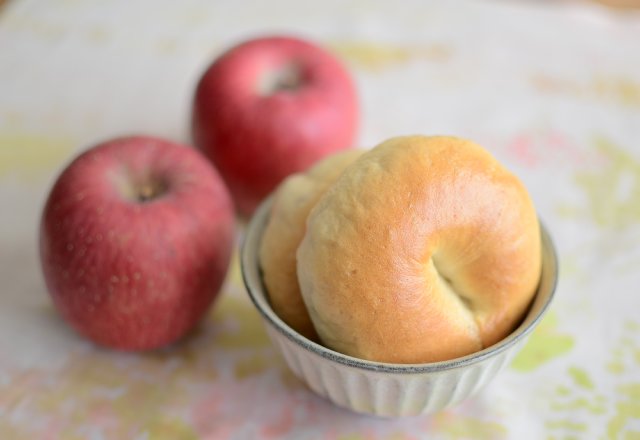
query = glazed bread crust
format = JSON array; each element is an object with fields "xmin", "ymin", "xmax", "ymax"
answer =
[
  {"xmin": 296, "ymin": 136, "xmax": 542, "ymax": 363},
  {"xmin": 259, "ymin": 150, "xmax": 363, "ymax": 340}
]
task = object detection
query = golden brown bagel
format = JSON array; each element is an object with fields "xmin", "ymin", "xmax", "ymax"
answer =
[
  {"xmin": 297, "ymin": 136, "xmax": 542, "ymax": 363},
  {"xmin": 259, "ymin": 149, "xmax": 363, "ymax": 340}
]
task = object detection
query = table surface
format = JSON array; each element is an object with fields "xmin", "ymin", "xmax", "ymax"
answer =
[{"xmin": 1, "ymin": 0, "xmax": 640, "ymax": 439}]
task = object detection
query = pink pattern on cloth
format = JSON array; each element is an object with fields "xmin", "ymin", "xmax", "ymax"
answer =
[{"xmin": 506, "ymin": 130, "xmax": 597, "ymax": 169}]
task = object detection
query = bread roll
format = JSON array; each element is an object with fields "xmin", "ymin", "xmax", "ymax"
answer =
[
  {"xmin": 297, "ymin": 136, "xmax": 541, "ymax": 363},
  {"xmin": 259, "ymin": 150, "xmax": 363, "ymax": 340}
]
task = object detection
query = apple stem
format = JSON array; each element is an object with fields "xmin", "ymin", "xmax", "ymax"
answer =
[
  {"xmin": 137, "ymin": 181, "xmax": 165, "ymax": 203},
  {"xmin": 260, "ymin": 63, "xmax": 304, "ymax": 95},
  {"xmin": 275, "ymin": 73, "xmax": 301, "ymax": 91}
]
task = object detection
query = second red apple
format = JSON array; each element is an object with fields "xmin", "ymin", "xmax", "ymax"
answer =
[{"xmin": 191, "ymin": 35, "xmax": 359, "ymax": 216}]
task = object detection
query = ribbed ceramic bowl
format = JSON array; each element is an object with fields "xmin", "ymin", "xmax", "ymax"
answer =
[{"xmin": 241, "ymin": 199, "xmax": 558, "ymax": 417}]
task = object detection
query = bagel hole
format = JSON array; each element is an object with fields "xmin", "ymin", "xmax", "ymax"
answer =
[
  {"xmin": 433, "ymin": 260, "xmax": 475, "ymax": 313},
  {"xmin": 433, "ymin": 257, "xmax": 483, "ymax": 348}
]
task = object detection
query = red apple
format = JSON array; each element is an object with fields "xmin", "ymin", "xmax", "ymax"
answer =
[
  {"xmin": 192, "ymin": 35, "xmax": 359, "ymax": 216},
  {"xmin": 39, "ymin": 136, "xmax": 235, "ymax": 351}
]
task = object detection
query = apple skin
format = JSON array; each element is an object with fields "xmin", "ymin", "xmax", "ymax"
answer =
[
  {"xmin": 39, "ymin": 136, "xmax": 235, "ymax": 351},
  {"xmin": 192, "ymin": 35, "xmax": 359, "ymax": 216}
]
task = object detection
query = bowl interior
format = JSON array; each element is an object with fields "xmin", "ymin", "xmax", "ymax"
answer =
[{"xmin": 241, "ymin": 198, "xmax": 558, "ymax": 374}]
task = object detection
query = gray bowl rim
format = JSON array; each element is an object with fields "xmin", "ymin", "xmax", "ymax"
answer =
[{"xmin": 241, "ymin": 197, "xmax": 558, "ymax": 374}]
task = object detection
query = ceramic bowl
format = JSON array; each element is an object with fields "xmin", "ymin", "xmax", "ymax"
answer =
[{"xmin": 241, "ymin": 199, "xmax": 558, "ymax": 417}]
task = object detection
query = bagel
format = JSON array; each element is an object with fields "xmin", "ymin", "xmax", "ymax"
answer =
[
  {"xmin": 259, "ymin": 149, "xmax": 363, "ymax": 340},
  {"xmin": 296, "ymin": 135, "xmax": 542, "ymax": 363}
]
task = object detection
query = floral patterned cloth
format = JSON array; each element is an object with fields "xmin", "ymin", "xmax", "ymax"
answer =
[{"xmin": 1, "ymin": 0, "xmax": 639, "ymax": 438}]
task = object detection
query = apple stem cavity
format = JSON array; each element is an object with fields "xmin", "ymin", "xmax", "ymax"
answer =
[
  {"xmin": 113, "ymin": 169, "xmax": 169, "ymax": 204},
  {"xmin": 260, "ymin": 62, "xmax": 305, "ymax": 96},
  {"xmin": 135, "ymin": 180, "xmax": 168, "ymax": 203}
]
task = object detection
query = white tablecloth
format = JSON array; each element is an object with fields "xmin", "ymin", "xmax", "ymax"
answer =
[{"xmin": 1, "ymin": 0, "xmax": 639, "ymax": 438}]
